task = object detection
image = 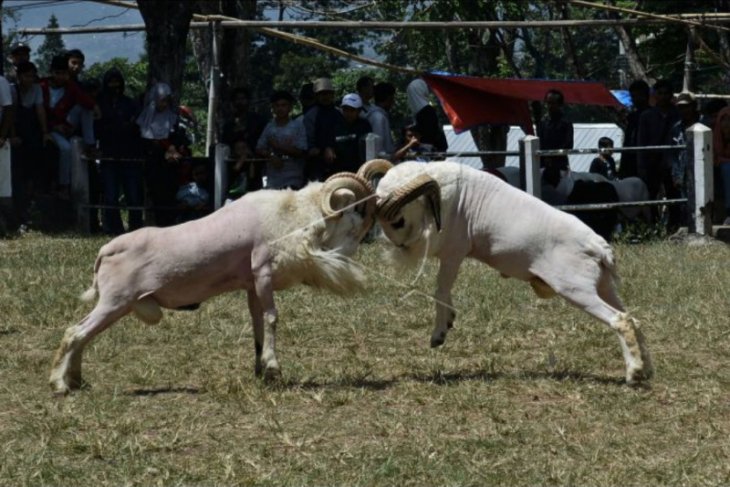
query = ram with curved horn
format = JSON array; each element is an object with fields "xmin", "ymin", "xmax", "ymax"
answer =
[
  {"xmin": 50, "ymin": 172, "xmax": 375, "ymax": 394},
  {"xmin": 368, "ymin": 160, "xmax": 653, "ymax": 385}
]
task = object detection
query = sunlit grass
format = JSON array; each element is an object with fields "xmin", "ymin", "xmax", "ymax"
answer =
[{"xmin": 1, "ymin": 232, "xmax": 729, "ymax": 486}]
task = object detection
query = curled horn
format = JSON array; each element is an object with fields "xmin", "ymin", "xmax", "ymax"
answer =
[
  {"xmin": 357, "ymin": 159, "xmax": 393, "ymax": 184},
  {"xmin": 320, "ymin": 172, "xmax": 375, "ymax": 222},
  {"xmin": 377, "ymin": 174, "xmax": 442, "ymax": 231}
]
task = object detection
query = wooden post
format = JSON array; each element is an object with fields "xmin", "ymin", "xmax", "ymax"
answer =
[
  {"xmin": 214, "ymin": 143, "xmax": 229, "ymax": 210},
  {"xmin": 365, "ymin": 133, "xmax": 382, "ymax": 161},
  {"xmin": 70, "ymin": 137, "xmax": 90, "ymax": 232},
  {"xmin": 689, "ymin": 123, "xmax": 713, "ymax": 236},
  {"xmin": 520, "ymin": 135, "xmax": 541, "ymax": 198}
]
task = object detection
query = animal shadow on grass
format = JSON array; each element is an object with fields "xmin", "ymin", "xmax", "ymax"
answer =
[
  {"xmin": 125, "ymin": 386, "xmax": 202, "ymax": 396},
  {"xmin": 284, "ymin": 367, "xmax": 634, "ymax": 392}
]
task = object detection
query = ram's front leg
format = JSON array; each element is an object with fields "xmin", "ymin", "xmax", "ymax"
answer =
[
  {"xmin": 252, "ymin": 262, "xmax": 281, "ymax": 381},
  {"xmin": 247, "ymin": 290, "xmax": 265, "ymax": 377},
  {"xmin": 430, "ymin": 258, "xmax": 461, "ymax": 348}
]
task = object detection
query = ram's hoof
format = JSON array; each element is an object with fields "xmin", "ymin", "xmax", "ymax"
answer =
[
  {"xmin": 626, "ymin": 364, "xmax": 653, "ymax": 385},
  {"xmin": 430, "ymin": 332, "xmax": 446, "ymax": 348},
  {"xmin": 50, "ymin": 381, "xmax": 71, "ymax": 396},
  {"xmin": 263, "ymin": 366, "xmax": 282, "ymax": 382}
]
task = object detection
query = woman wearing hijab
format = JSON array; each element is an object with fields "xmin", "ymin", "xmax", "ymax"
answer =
[
  {"xmin": 137, "ymin": 82, "xmax": 190, "ymax": 226},
  {"xmin": 406, "ymin": 78, "xmax": 448, "ymax": 154},
  {"xmin": 713, "ymin": 106, "xmax": 730, "ymax": 224}
]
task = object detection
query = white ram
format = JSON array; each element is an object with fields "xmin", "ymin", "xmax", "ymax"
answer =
[
  {"xmin": 362, "ymin": 160, "xmax": 653, "ymax": 384},
  {"xmin": 49, "ymin": 173, "xmax": 375, "ymax": 395}
]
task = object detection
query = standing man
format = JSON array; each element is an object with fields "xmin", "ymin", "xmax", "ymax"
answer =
[
  {"xmin": 636, "ymin": 79, "xmax": 681, "ymax": 229},
  {"xmin": 331, "ymin": 93, "xmax": 372, "ymax": 174},
  {"xmin": 366, "ymin": 82, "xmax": 396, "ymax": 160},
  {"xmin": 303, "ymin": 77, "xmax": 339, "ymax": 181},
  {"xmin": 619, "ymin": 80, "xmax": 651, "ymax": 179},
  {"xmin": 537, "ymin": 89, "xmax": 573, "ymax": 186}
]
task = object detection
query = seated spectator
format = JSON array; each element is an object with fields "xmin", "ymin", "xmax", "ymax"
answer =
[
  {"xmin": 96, "ymin": 67, "xmax": 143, "ymax": 235},
  {"xmin": 406, "ymin": 78, "xmax": 448, "ymax": 153},
  {"xmin": 39, "ymin": 54, "xmax": 97, "ymax": 198},
  {"xmin": 393, "ymin": 125, "xmax": 432, "ymax": 163},
  {"xmin": 589, "ymin": 137, "xmax": 618, "ymax": 180},
  {"xmin": 6, "ymin": 42, "xmax": 32, "ymax": 84},
  {"xmin": 176, "ymin": 162, "xmax": 211, "ymax": 222},
  {"xmin": 256, "ymin": 90, "xmax": 307, "ymax": 190},
  {"xmin": 332, "ymin": 93, "xmax": 372, "ymax": 173},
  {"xmin": 137, "ymin": 82, "xmax": 190, "ymax": 226},
  {"xmin": 221, "ymin": 86, "xmax": 268, "ymax": 196}
]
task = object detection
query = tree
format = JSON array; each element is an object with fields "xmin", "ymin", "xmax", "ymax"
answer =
[
  {"xmin": 137, "ymin": 0, "xmax": 194, "ymax": 97},
  {"xmin": 35, "ymin": 14, "xmax": 65, "ymax": 75}
]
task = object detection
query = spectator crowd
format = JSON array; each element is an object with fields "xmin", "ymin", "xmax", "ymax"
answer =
[{"xmin": 1, "ymin": 40, "xmax": 729, "ymax": 238}]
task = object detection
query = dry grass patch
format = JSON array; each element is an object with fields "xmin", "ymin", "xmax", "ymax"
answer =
[{"xmin": 1, "ymin": 233, "xmax": 729, "ymax": 486}]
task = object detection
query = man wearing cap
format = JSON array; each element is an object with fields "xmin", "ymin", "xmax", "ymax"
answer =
[
  {"xmin": 670, "ymin": 92, "xmax": 700, "ymax": 230},
  {"xmin": 7, "ymin": 42, "xmax": 32, "ymax": 85},
  {"xmin": 331, "ymin": 93, "xmax": 372, "ymax": 174},
  {"xmin": 9, "ymin": 42, "xmax": 31, "ymax": 64},
  {"xmin": 303, "ymin": 77, "xmax": 339, "ymax": 181}
]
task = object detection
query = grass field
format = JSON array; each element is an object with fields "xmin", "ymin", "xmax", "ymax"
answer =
[{"xmin": 1, "ymin": 232, "xmax": 729, "ymax": 486}]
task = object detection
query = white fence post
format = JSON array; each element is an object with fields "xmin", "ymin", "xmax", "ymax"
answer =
[
  {"xmin": 214, "ymin": 143, "xmax": 230, "ymax": 210},
  {"xmin": 70, "ymin": 137, "xmax": 90, "ymax": 232},
  {"xmin": 519, "ymin": 135, "xmax": 541, "ymax": 198},
  {"xmin": 365, "ymin": 133, "xmax": 382, "ymax": 161},
  {"xmin": 688, "ymin": 123, "xmax": 713, "ymax": 236}
]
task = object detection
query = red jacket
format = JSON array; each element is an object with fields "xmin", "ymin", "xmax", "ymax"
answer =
[{"xmin": 39, "ymin": 77, "xmax": 96, "ymax": 130}]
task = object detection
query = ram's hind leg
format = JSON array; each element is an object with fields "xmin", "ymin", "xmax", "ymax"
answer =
[
  {"xmin": 49, "ymin": 302, "xmax": 130, "ymax": 395},
  {"xmin": 596, "ymin": 269, "xmax": 653, "ymax": 383},
  {"xmin": 539, "ymin": 267, "xmax": 652, "ymax": 384}
]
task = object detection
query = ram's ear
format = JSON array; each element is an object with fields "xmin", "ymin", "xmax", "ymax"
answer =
[{"xmin": 377, "ymin": 174, "xmax": 441, "ymax": 232}]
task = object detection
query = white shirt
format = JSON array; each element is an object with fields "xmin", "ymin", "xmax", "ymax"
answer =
[{"xmin": 366, "ymin": 105, "xmax": 395, "ymax": 156}]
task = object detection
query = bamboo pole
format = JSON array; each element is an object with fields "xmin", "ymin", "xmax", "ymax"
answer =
[
  {"xmin": 568, "ymin": 0, "xmax": 730, "ymax": 33},
  {"xmin": 17, "ymin": 18, "xmax": 730, "ymax": 35}
]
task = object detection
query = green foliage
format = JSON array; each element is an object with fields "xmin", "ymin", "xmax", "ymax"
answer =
[
  {"xmin": 34, "ymin": 14, "xmax": 65, "ymax": 76},
  {"xmin": 85, "ymin": 57, "xmax": 148, "ymax": 100}
]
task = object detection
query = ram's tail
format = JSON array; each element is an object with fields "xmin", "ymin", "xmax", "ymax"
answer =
[
  {"xmin": 591, "ymin": 236, "xmax": 621, "ymax": 287},
  {"xmin": 79, "ymin": 255, "xmax": 102, "ymax": 302}
]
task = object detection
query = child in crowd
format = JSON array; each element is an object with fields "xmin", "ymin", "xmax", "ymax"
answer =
[
  {"xmin": 589, "ymin": 136, "xmax": 618, "ymax": 180},
  {"xmin": 176, "ymin": 162, "xmax": 210, "ymax": 222},
  {"xmin": 394, "ymin": 125, "xmax": 432, "ymax": 162}
]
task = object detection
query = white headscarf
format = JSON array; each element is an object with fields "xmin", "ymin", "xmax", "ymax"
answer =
[
  {"xmin": 406, "ymin": 78, "xmax": 430, "ymax": 116},
  {"xmin": 136, "ymin": 82, "xmax": 178, "ymax": 140}
]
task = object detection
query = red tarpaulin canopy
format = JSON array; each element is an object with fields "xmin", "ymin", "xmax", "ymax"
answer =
[{"xmin": 423, "ymin": 73, "xmax": 622, "ymax": 135}]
